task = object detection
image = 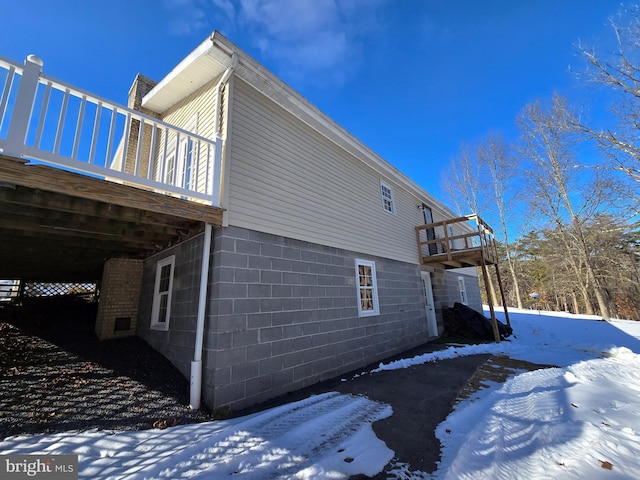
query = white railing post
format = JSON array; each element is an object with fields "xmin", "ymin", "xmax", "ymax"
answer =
[
  {"xmin": 211, "ymin": 132, "xmax": 223, "ymax": 206},
  {"xmin": 4, "ymin": 55, "xmax": 43, "ymax": 157}
]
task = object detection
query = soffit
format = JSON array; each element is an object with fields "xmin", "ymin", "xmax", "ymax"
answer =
[{"xmin": 141, "ymin": 38, "xmax": 230, "ymax": 114}]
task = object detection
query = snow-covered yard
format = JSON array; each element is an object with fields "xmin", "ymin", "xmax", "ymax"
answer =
[{"xmin": 2, "ymin": 308, "xmax": 640, "ymax": 479}]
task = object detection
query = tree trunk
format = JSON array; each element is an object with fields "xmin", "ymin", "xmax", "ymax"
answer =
[
  {"xmin": 485, "ymin": 268, "xmax": 499, "ymax": 306},
  {"xmin": 571, "ymin": 290, "xmax": 580, "ymax": 314},
  {"xmin": 506, "ymin": 257, "xmax": 523, "ymax": 309}
]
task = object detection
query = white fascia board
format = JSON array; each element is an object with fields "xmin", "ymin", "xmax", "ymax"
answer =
[{"xmin": 141, "ymin": 35, "xmax": 229, "ymax": 113}]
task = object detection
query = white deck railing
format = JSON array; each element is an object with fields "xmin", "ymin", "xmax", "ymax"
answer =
[{"xmin": 0, "ymin": 54, "xmax": 222, "ymax": 206}]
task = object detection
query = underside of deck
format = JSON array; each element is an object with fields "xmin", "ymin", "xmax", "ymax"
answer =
[
  {"xmin": 0, "ymin": 155, "xmax": 224, "ymax": 282},
  {"xmin": 419, "ymin": 247, "xmax": 497, "ymax": 270}
]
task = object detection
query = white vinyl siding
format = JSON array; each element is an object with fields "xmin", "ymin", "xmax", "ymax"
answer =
[
  {"xmin": 226, "ymin": 79, "xmax": 441, "ymax": 264},
  {"xmin": 157, "ymin": 79, "xmax": 218, "ymax": 195},
  {"xmin": 355, "ymin": 259, "xmax": 379, "ymax": 316},
  {"xmin": 151, "ymin": 256, "xmax": 175, "ymax": 331}
]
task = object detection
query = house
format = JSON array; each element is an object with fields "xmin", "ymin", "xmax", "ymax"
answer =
[{"xmin": 0, "ymin": 33, "xmax": 507, "ymax": 413}]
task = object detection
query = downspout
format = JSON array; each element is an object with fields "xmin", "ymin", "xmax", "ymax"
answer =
[{"xmin": 190, "ymin": 50, "xmax": 237, "ymax": 410}]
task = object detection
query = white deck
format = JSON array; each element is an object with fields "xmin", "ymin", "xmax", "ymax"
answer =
[{"xmin": 0, "ymin": 54, "xmax": 223, "ymax": 206}]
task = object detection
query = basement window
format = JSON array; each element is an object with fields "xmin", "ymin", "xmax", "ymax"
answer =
[
  {"xmin": 151, "ymin": 255, "xmax": 175, "ymax": 331},
  {"xmin": 356, "ymin": 259, "xmax": 380, "ymax": 316}
]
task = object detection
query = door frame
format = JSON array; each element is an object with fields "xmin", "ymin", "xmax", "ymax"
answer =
[
  {"xmin": 422, "ymin": 204, "xmax": 438, "ymax": 255},
  {"xmin": 421, "ymin": 271, "xmax": 438, "ymax": 337}
]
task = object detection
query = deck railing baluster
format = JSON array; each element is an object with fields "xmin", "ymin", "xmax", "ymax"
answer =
[
  {"xmin": 53, "ymin": 89, "xmax": 69, "ymax": 155},
  {"xmin": 72, "ymin": 95, "xmax": 86, "ymax": 160},
  {"xmin": 105, "ymin": 106, "xmax": 117, "ymax": 167},
  {"xmin": 88, "ymin": 101, "xmax": 102, "ymax": 164},
  {"xmin": 34, "ymin": 82, "xmax": 52, "ymax": 149},
  {"xmin": 0, "ymin": 66, "xmax": 16, "ymax": 132},
  {"xmin": 134, "ymin": 117, "xmax": 144, "ymax": 177},
  {"xmin": 0, "ymin": 54, "xmax": 221, "ymax": 205},
  {"xmin": 147, "ymin": 123, "xmax": 157, "ymax": 179}
]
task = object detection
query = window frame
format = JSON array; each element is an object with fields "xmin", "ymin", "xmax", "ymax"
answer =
[
  {"xmin": 355, "ymin": 259, "xmax": 380, "ymax": 317},
  {"xmin": 380, "ymin": 180, "xmax": 396, "ymax": 215},
  {"xmin": 151, "ymin": 255, "xmax": 176, "ymax": 331},
  {"xmin": 448, "ymin": 225, "xmax": 457, "ymax": 250},
  {"xmin": 176, "ymin": 115, "xmax": 198, "ymax": 190},
  {"xmin": 164, "ymin": 150, "xmax": 176, "ymax": 185},
  {"xmin": 458, "ymin": 276, "xmax": 468, "ymax": 305}
]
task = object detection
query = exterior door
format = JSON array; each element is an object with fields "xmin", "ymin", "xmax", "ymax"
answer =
[
  {"xmin": 421, "ymin": 271, "xmax": 438, "ymax": 337},
  {"xmin": 422, "ymin": 204, "xmax": 437, "ymax": 255}
]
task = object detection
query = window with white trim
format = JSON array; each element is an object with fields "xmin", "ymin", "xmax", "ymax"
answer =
[
  {"xmin": 448, "ymin": 225, "xmax": 456, "ymax": 250},
  {"xmin": 164, "ymin": 151, "xmax": 176, "ymax": 185},
  {"xmin": 151, "ymin": 256, "xmax": 175, "ymax": 330},
  {"xmin": 380, "ymin": 181, "xmax": 396, "ymax": 214},
  {"xmin": 356, "ymin": 259, "xmax": 380, "ymax": 316},
  {"xmin": 458, "ymin": 276, "xmax": 468, "ymax": 305},
  {"xmin": 177, "ymin": 115, "xmax": 198, "ymax": 190}
]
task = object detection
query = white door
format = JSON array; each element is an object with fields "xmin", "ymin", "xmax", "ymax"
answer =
[{"xmin": 421, "ymin": 271, "xmax": 438, "ymax": 337}]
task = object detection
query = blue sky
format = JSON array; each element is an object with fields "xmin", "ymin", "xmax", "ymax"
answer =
[{"xmin": 0, "ymin": 0, "xmax": 623, "ymax": 200}]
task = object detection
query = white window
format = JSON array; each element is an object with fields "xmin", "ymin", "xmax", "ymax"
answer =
[
  {"xmin": 380, "ymin": 181, "xmax": 396, "ymax": 214},
  {"xmin": 164, "ymin": 151, "xmax": 176, "ymax": 185},
  {"xmin": 458, "ymin": 276, "xmax": 468, "ymax": 305},
  {"xmin": 151, "ymin": 256, "xmax": 175, "ymax": 331},
  {"xmin": 448, "ymin": 225, "xmax": 456, "ymax": 250},
  {"xmin": 356, "ymin": 259, "xmax": 380, "ymax": 316},
  {"xmin": 177, "ymin": 115, "xmax": 198, "ymax": 190}
]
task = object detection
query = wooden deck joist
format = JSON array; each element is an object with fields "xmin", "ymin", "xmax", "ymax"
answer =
[
  {"xmin": 418, "ymin": 248, "xmax": 497, "ymax": 269},
  {"xmin": 0, "ymin": 155, "xmax": 224, "ymax": 282}
]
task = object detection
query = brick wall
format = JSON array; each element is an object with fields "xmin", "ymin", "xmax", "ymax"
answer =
[
  {"xmin": 124, "ymin": 74, "xmax": 159, "ymax": 177},
  {"xmin": 95, "ymin": 257, "xmax": 143, "ymax": 340}
]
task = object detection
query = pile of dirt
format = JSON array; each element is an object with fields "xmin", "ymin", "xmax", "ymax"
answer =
[{"xmin": 443, "ymin": 302, "xmax": 513, "ymax": 340}]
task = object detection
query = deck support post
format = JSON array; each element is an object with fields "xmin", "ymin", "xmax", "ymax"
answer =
[{"xmin": 481, "ymin": 256, "xmax": 501, "ymax": 343}]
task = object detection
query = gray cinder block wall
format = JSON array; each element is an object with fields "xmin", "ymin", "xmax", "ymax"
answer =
[
  {"xmin": 137, "ymin": 235, "xmax": 205, "ymax": 378},
  {"xmin": 137, "ymin": 225, "xmax": 483, "ymax": 412},
  {"xmin": 431, "ymin": 269, "xmax": 483, "ymax": 331},
  {"xmin": 202, "ymin": 226, "xmax": 431, "ymax": 410}
]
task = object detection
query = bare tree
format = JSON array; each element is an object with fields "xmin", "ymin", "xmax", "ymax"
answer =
[
  {"xmin": 518, "ymin": 94, "xmax": 613, "ymax": 319},
  {"xmin": 441, "ymin": 144, "xmax": 484, "ymax": 215},
  {"xmin": 577, "ymin": 5, "xmax": 640, "ymax": 213},
  {"xmin": 477, "ymin": 134, "xmax": 525, "ymax": 309},
  {"xmin": 440, "ymin": 145, "xmax": 500, "ymax": 306}
]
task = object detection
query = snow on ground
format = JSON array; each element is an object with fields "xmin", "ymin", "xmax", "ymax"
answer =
[
  {"xmin": 2, "ymin": 308, "xmax": 640, "ymax": 479},
  {"xmin": 1, "ymin": 392, "xmax": 393, "ymax": 479}
]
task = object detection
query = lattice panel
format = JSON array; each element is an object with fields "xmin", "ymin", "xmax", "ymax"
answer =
[{"xmin": 22, "ymin": 282, "xmax": 97, "ymax": 298}]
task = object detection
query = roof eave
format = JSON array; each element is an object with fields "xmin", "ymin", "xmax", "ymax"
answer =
[{"xmin": 141, "ymin": 33, "xmax": 231, "ymax": 113}]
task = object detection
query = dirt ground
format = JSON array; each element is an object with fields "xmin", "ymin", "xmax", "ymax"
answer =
[{"xmin": 0, "ymin": 298, "xmax": 213, "ymax": 439}]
